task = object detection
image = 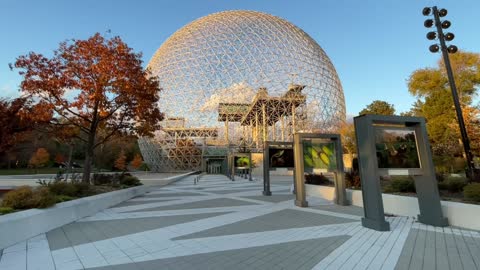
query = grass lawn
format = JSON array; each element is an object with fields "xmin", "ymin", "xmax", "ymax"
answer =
[{"xmin": 0, "ymin": 167, "xmax": 77, "ymax": 175}]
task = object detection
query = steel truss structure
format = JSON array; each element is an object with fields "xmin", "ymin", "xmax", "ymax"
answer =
[
  {"xmin": 218, "ymin": 84, "xmax": 307, "ymax": 149},
  {"xmin": 139, "ymin": 10, "xmax": 346, "ymax": 172}
]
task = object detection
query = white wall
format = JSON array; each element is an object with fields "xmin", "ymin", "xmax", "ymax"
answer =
[
  {"xmin": 305, "ymin": 184, "xmax": 480, "ymax": 231},
  {"xmin": 0, "ymin": 172, "xmax": 194, "ymax": 250}
]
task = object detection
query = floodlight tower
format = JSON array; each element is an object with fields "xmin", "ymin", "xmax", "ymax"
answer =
[{"xmin": 423, "ymin": 6, "xmax": 476, "ymax": 180}]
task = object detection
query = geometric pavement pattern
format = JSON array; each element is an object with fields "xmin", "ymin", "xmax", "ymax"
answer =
[{"xmin": 1, "ymin": 175, "xmax": 480, "ymax": 270}]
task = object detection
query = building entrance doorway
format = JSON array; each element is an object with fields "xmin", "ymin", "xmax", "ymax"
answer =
[{"xmin": 206, "ymin": 158, "xmax": 227, "ymax": 174}]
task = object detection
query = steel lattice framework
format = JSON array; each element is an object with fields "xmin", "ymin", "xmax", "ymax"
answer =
[{"xmin": 139, "ymin": 10, "xmax": 346, "ymax": 172}]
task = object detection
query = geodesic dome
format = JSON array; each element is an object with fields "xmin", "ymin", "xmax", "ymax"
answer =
[{"xmin": 140, "ymin": 10, "xmax": 346, "ymax": 171}]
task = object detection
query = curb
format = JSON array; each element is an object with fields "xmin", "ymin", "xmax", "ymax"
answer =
[{"xmin": 0, "ymin": 171, "xmax": 196, "ymax": 250}]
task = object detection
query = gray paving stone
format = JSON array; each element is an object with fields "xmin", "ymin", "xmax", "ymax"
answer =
[
  {"xmin": 47, "ymin": 212, "xmax": 230, "ymax": 250},
  {"xmin": 206, "ymin": 188, "xmax": 261, "ymax": 194},
  {"xmin": 140, "ymin": 192, "xmax": 205, "ymax": 198},
  {"xmin": 395, "ymin": 227, "xmax": 480, "ymax": 270},
  {"xmin": 410, "ymin": 226, "xmax": 427, "ymax": 270},
  {"xmin": 114, "ymin": 199, "xmax": 174, "ymax": 207},
  {"xmin": 435, "ymin": 229, "xmax": 450, "ymax": 270},
  {"xmin": 174, "ymin": 208, "xmax": 356, "ymax": 240},
  {"xmin": 125, "ymin": 198, "xmax": 259, "ymax": 213},
  {"xmin": 463, "ymin": 232, "xmax": 480, "ymax": 269},
  {"xmin": 86, "ymin": 236, "xmax": 350, "ymax": 270},
  {"xmin": 444, "ymin": 230, "xmax": 463, "ymax": 270},
  {"xmin": 311, "ymin": 204, "xmax": 364, "ymax": 217},
  {"xmin": 395, "ymin": 228, "xmax": 419, "ymax": 270},
  {"xmin": 241, "ymin": 194, "xmax": 294, "ymax": 203},
  {"xmin": 423, "ymin": 228, "xmax": 436, "ymax": 270},
  {"xmin": 453, "ymin": 232, "xmax": 477, "ymax": 270}
]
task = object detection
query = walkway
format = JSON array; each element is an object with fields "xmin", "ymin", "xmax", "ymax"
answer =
[{"xmin": 1, "ymin": 175, "xmax": 479, "ymax": 269}]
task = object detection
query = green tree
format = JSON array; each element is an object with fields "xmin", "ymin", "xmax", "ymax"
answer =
[
  {"xmin": 407, "ymin": 51, "xmax": 480, "ymax": 160},
  {"xmin": 407, "ymin": 51, "xmax": 480, "ymax": 176},
  {"xmin": 408, "ymin": 51, "xmax": 480, "ymax": 100},
  {"xmin": 339, "ymin": 122, "xmax": 356, "ymax": 155},
  {"xmin": 359, "ymin": 100, "xmax": 395, "ymax": 116}
]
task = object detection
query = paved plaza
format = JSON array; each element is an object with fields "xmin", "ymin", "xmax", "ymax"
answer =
[{"xmin": 1, "ymin": 174, "xmax": 480, "ymax": 270}]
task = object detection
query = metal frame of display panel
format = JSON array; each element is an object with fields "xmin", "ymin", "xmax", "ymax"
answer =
[
  {"xmin": 293, "ymin": 133, "xmax": 349, "ymax": 207},
  {"xmin": 354, "ymin": 114, "xmax": 448, "ymax": 231},
  {"xmin": 263, "ymin": 141, "xmax": 294, "ymax": 196}
]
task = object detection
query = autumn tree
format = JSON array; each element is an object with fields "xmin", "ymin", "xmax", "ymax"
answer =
[
  {"xmin": 407, "ymin": 51, "xmax": 480, "ymax": 159},
  {"xmin": 359, "ymin": 100, "xmax": 396, "ymax": 116},
  {"xmin": 14, "ymin": 33, "xmax": 163, "ymax": 182},
  {"xmin": 94, "ymin": 134, "xmax": 139, "ymax": 170},
  {"xmin": 29, "ymin": 148, "xmax": 50, "ymax": 172},
  {"xmin": 339, "ymin": 121, "xmax": 357, "ymax": 170},
  {"xmin": 54, "ymin": 153, "xmax": 66, "ymax": 164},
  {"xmin": 339, "ymin": 122, "xmax": 356, "ymax": 155},
  {"xmin": 130, "ymin": 153, "xmax": 143, "ymax": 170},
  {"xmin": 0, "ymin": 98, "xmax": 33, "ymax": 155},
  {"xmin": 114, "ymin": 150, "xmax": 127, "ymax": 171}
]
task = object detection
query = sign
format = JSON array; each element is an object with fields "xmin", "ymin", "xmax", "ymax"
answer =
[
  {"xmin": 375, "ymin": 127, "xmax": 421, "ymax": 169},
  {"xmin": 269, "ymin": 148, "xmax": 294, "ymax": 168},
  {"xmin": 234, "ymin": 156, "xmax": 250, "ymax": 169}
]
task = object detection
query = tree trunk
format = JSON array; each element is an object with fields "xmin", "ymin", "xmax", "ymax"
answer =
[
  {"xmin": 82, "ymin": 132, "xmax": 96, "ymax": 183},
  {"xmin": 65, "ymin": 144, "xmax": 73, "ymax": 181},
  {"xmin": 82, "ymin": 101, "xmax": 100, "ymax": 184}
]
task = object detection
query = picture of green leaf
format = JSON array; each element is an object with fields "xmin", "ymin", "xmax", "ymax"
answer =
[{"xmin": 303, "ymin": 141, "xmax": 336, "ymax": 171}]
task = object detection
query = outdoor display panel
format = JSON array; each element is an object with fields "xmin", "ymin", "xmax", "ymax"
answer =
[
  {"xmin": 234, "ymin": 156, "xmax": 251, "ymax": 169},
  {"xmin": 230, "ymin": 152, "xmax": 252, "ymax": 181},
  {"xmin": 263, "ymin": 141, "xmax": 294, "ymax": 196},
  {"xmin": 269, "ymin": 148, "xmax": 294, "ymax": 168},
  {"xmin": 293, "ymin": 133, "xmax": 349, "ymax": 207},
  {"xmin": 354, "ymin": 114, "xmax": 448, "ymax": 232}
]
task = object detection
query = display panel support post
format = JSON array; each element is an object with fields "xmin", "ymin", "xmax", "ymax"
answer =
[{"xmin": 354, "ymin": 114, "xmax": 448, "ymax": 231}]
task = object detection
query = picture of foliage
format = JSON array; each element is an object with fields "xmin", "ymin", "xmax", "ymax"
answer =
[
  {"xmin": 269, "ymin": 148, "xmax": 294, "ymax": 168},
  {"xmin": 375, "ymin": 128, "xmax": 420, "ymax": 169},
  {"xmin": 303, "ymin": 141, "xmax": 336, "ymax": 172},
  {"xmin": 234, "ymin": 156, "xmax": 250, "ymax": 168}
]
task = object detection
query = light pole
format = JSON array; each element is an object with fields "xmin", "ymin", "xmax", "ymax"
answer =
[{"xmin": 423, "ymin": 6, "xmax": 476, "ymax": 180}]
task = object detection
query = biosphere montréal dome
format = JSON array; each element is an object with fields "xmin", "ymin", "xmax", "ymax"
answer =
[{"xmin": 140, "ymin": 10, "xmax": 346, "ymax": 171}]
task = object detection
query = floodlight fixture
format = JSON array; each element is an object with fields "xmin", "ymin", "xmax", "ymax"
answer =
[
  {"xmin": 441, "ymin": 20, "xmax": 451, "ymax": 29},
  {"xmin": 426, "ymin": 32, "xmax": 437, "ymax": 40},
  {"xmin": 424, "ymin": 19, "xmax": 434, "ymax": 28},
  {"xmin": 429, "ymin": 44, "xmax": 440, "ymax": 53},
  {"xmin": 422, "ymin": 7, "xmax": 431, "ymax": 16},
  {"xmin": 447, "ymin": 45, "xmax": 458, "ymax": 54},
  {"xmin": 439, "ymin": 8, "xmax": 448, "ymax": 17},
  {"xmin": 444, "ymin": 32, "xmax": 455, "ymax": 41}
]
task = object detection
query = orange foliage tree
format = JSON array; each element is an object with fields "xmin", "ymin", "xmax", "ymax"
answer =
[
  {"xmin": 114, "ymin": 150, "xmax": 127, "ymax": 171},
  {"xmin": 54, "ymin": 153, "xmax": 66, "ymax": 164},
  {"xmin": 130, "ymin": 153, "xmax": 143, "ymax": 170},
  {"xmin": 29, "ymin": 148, "xmax": 50, "ymax": 171},
  {"xmin": 0, "ymin": 98, "xmax": 34, "ymax": 155},
  {"xmin": 14, "ymin": 33, "xmax": 163, "ymax": 182}
]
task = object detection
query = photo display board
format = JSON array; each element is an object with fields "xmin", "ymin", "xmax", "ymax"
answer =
[
  {"xmin": 354, "ymin": 114, "xmax": 448, "ymax": 231},
  {"xmin": 234, "ymin": 156, "xmax": 251, "ymax": 169},
  {"xmin": 269, "ymin": 148, "xmax": 294, "ymax": 168},
  {"xmin": 374, "ymin": 127, "xmax": 421, "ymax": 169},
  {"xmin": 302, "ymin": 139, "xmax": 337, "ymax": 173}
]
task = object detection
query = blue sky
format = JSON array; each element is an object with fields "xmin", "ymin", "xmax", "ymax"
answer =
[{"xmin": 1, "ymin": 0, "xmax": 479, "ymax": 115}]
